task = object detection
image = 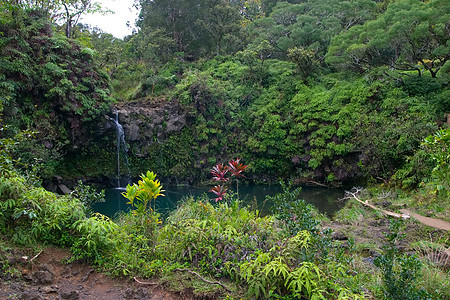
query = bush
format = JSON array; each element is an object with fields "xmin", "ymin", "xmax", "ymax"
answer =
[
  {"xmin": 374, "ymin": 220, "xmax": 429, "ymax": 300},
  {"xmin": 422, "ymin": 128, "xmax": 450, "ymax": 198}
]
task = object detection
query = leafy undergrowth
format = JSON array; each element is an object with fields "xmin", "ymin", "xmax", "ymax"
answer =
[
  {"xmin": 1, "ymin": 166, "xmax": 449, "ymax": 299},
  {"xmin": 331, "ymin": 188, "xmax": 450, "ymax": 299}
]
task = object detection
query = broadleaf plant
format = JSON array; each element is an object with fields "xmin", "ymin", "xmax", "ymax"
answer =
[
  {"xmin": 209, "ymin": 158, "xmax": 248, "ymax": 201},
  {"xmin": 122, "ymin": 171, "xmax": 165, "ymax": 215}
]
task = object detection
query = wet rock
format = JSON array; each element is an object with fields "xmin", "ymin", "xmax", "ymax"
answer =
[
  {"xmin": 61, "ymin": 265, "xmax": 72, "ymax": 278},
  {"xmin": 81, "ymin": 268, "xmax": 94, "ymax": 282},
  {"xmin": 127, "ymin": 123, "xmax": 142, "ymax": 141},
  {"xmin": 40, "ymin": 285, "xmax": 58, "ymax": 294},
  {"xmin": 32, "ymin": 270, "xmax": 53, "ymax": 284},
  {"xmin": 166, "ymin": 115, "xmax": 186, "ymax": 133},
  {"xmin": 113, "ymin": 100, "xmax": 187, "ymax": 153},
  {"xmin": 135, "ymin": 287, "xmax": 150, "ymax": 299},
  {"xmin": 124, "ymin": 287, "xmax": 150, "ymax": 299},
  {"xmin": 124, "ymin": 288, "xmax": 134, "ymax": 299}
]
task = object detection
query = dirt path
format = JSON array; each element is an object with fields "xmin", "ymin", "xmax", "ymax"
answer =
[
  {"xmin": 0, "ymin": 247, "xmax": 189, "ymax": 300},
  {"xmin": 400, "ymin": 209, "xmax": 450, "ymax": 231}
]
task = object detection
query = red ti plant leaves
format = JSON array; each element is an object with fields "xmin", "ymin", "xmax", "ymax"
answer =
[
  {"xmin": 211, "ymin": 163, "xmax": 230, "ymax": 182},
  {"xmin": 228, "ymin": 158, "xmax": 248, "ymax": 178},
  {"xmin": 209, "ymin": 185, "xmax": 228, "ymax": 202},
  {"xmin": 209, "ymin": 158, "xmax": 248, "ymax": 201}
]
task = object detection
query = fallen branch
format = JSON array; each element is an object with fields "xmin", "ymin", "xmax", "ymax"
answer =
[
  {"xmin": 174, "ymin": 268, "xmax": 231, "ymax": 292},
  {"xmin": 133, "ymin": 277, "xmax": 158, "ymax": 285},
  {"xmin": 343, "ymin": 189, "xmax": 410, "ymax": 219},
  {"xmin": 306, "ymin": 180, "xmax": 328, "ymax": 188},
  {"xmin": 29, "ymin": 250, "xmax": 43, "ymax": 263}
]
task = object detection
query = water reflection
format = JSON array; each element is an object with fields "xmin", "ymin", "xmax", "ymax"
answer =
[{"xmin": 92, "ymin": 185, "xmax": 347, "ymax": 219}]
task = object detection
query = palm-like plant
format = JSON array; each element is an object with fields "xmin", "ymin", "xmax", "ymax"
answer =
[
  {"xmin": 229, "ymin": 159, "xmax": 248, "ymax": 198},
  {"xmin": 209, "ymin": 185, "xmax": 228, "ymax": 202},
  {"xmin": 122, "ymin": 171, "xmax": 164, "ymax": 215},
  {"xmin": 211, "ymin": 163, "xmax": 230, "ymax": 182},
  {"xmin": 228, "ymin": 158, "xmax": 248, "ymax": 177},
  {"xmin": 209, "ymin": 158, "xmax": 248, "ymax": 201}
]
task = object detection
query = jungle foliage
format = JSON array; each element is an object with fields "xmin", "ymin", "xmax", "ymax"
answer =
[
  {"xmin": 0, "ymin": 1, "xmax": 449, "ymax": 299},
  {"xmin": 1, "ymin": 142, "xmax": 447, "ymax": 298},
  {"xmin": 0, "ymin": 8, "xmax": 114, "ymax": 176},
  {"xmin": 1, "ymin": 0, "xmax": 448, "ymax": 187}
]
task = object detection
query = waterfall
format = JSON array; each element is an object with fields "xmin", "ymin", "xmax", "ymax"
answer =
[{"xmin": 113, "ymin": 111, "xmax": 130, "ymax": 188}]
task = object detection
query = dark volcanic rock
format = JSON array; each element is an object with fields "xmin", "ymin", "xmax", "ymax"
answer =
[
  {"xmin": 32, "ymin": 264, "xmax": 54, "ymax": 284},
  {"xmin": 20, "ymin": 291, "xmax": 44, "ymax": 300},
  {"xmin": 59, "ymin": 288, "xmax": 80, "ymax": 300}
]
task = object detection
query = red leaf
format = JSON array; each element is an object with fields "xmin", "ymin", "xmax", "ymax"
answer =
[
  {"xmin": 228, "ymin": 158, "xmax": 248, "ymax": 178},
  {"xmin": 209, "ymin": 185, "xmax": 228, "ymax": 202},
  {"xmin": 211, "ymin": 163, "xmax": 230, "ymax": 182}
]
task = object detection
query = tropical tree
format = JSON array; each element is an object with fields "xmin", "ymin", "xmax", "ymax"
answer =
[
  {"xmin": 1, "ymin": 0, "xmax": 109, "ymax": 38},
  {"xmin": 200, "ymin": 0, "xmax": 244, "ymax": 56},
  {"xmin": 326, "ymin": 0, "xmax": 450, "ymax": 78},
  {"xmin": 59, "ymin": 0, "xmax": 107, "ymax": 38},
  {"xmin": 247, "ymin": 0, "xmax": 377, "ymax": 61},
  {"xmin": 136, "ymin": 0, "xmax": 245, "ymax": 59}
]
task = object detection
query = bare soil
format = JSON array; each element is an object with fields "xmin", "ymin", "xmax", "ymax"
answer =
[{"xmin": 0, "ymin": 247, "xmax": 190, "ymax": 300}]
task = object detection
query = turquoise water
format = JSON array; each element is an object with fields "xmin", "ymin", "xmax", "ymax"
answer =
[{"xmin": 92, "ymin": 185, "xmax": 346, "ymax": 218}]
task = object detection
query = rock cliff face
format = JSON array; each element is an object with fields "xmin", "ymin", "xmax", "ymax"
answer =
[{"xmin": 112, "ymin": 99, "xmax": 187, "ymax": 157}]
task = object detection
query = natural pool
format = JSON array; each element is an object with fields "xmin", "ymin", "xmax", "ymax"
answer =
[{"xmin": 92, "ymin": 184, "xmax": 347, "ymax": 219}]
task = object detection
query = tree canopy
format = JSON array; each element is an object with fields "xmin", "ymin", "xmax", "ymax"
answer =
[
  {"xmin": 0, "ymin": 0, "xmax": 448, "ymax": 186},
  {"xmin": 326, "ymin": 0, "xmax": 450, "ymax": 78}
]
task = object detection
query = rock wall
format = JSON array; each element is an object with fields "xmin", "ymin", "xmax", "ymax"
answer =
[{"xmin": 113, "ymin": 99, "xmax": 187, "ymax": 157}]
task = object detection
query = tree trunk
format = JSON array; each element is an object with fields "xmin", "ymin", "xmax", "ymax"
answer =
[{"xmin": 63, "ymin": 3, "xmax": 72, "ymax": 39}]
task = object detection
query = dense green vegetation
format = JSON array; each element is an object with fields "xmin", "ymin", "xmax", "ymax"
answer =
[
  {"xmin": 1, "ymin": 0, "xmax": 448, "ymax": 186},
  {"xmin": 0, "ymin": 0, "xmax": 449, "ymax": 299},
  {"xmin": 1, "ymin": 137, "xmax": 449, "ymax": 297}
]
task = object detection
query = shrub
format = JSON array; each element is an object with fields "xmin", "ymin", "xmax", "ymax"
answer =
[
  {"xmin": 267, "ymin": 181, "xmax": 321, "ymax": 235},
  {"xmin": 422, "ymin": 128, "xmax": 450, "ymax": 198},
  {"xmin": 374, "ymin": 219, "xmax": 429, "ymax": 299}
]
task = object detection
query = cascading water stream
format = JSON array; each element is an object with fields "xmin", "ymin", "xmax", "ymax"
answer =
[{"xmin": 113, "ymin": 111, "xmax": 130, "ymax": 188}]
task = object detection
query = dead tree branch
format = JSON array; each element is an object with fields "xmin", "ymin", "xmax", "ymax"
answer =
[
  {"xmin": 343, "ymin": 188, "xmax": 410, "ymax": 219},
  {"xmin": 174, "ymin": 268, "xmax": 231, "ymax": 292},
  {"xmin": 133, "ymin": 277, "xmax": 158, "ymax": 285},
  {"xmin": 29, "ymin": 250, "xmax": 43, "ymax": 263}
]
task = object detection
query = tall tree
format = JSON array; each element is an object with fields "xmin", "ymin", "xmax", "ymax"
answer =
[
  {"xmin": 201, "ymin": 0, "xmax": 244, "ymax": 56},
  {"xmin": 137, "ymin": 0, "xmax": 245, "ymax": 60},
  {"xmin": 247, "ymin": 0, "xmax": 377, "ymax": 61},
  {"xmin": 137, "ymin": 0, "xmax": 209, "ymax": 58},
  {"xmin": 326, "ymin": 0, "xmax": 450, "ymax": 78},
  {"xmin": 60, "ymin": 0, "xmax": 106, "ymax": 38},
  {"xmin": 1, "ymin": 0, "xmax": 108, "ymax": 38}
]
